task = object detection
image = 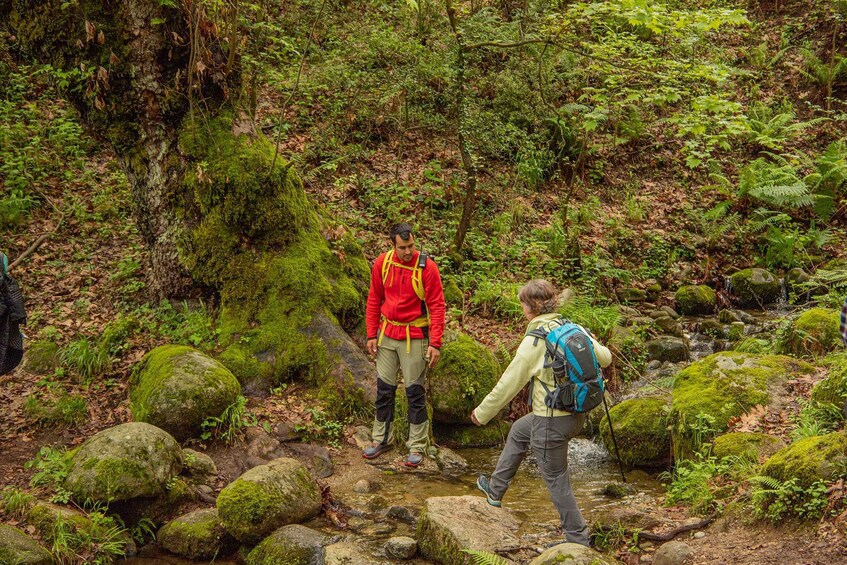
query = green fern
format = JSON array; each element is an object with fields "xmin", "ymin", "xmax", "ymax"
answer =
[
  {"xmin": 805, "ymin": 140, "xmax": 847, "ymax": 218},
  {"xmin": 743, "ymin": 102, "xmax": 822, "ymax": 152},
  {"xmin": 461, "ymin": 549, "xmax": 511, "ymax": 565},
  {"xmin": 737, "ymin": 157, "xmax": 813, "ymax": 210}
]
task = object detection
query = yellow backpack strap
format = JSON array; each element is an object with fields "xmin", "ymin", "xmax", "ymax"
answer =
[
  {"xmin": 411, "ymin": 252, "xmax": 427, "ymax": 302},
  {"xmin": 381, "ymin": 249, "xmax": 394, "ymax": 287}
]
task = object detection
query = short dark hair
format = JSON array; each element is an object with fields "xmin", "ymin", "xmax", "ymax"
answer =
[{"xmin": 389, "ymin": 222, "xmax": 413, "ymax": 243}]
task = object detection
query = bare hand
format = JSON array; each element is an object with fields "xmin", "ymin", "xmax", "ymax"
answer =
[
  {"xmin": 426, "ymin": 346, "xmax": 440, "ymax": 368},
  {"xmin": 367, "ymin": 339, "xmax": 378, "ymax": 356},
  {"xmin": 470, "ymin": 410, "xmax": 481, "ymax": 426}
]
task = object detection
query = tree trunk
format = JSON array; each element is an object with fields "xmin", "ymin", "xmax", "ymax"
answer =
[{"xmin": 4, "ymin": 0, "xmax": 374, "ymax": 399}]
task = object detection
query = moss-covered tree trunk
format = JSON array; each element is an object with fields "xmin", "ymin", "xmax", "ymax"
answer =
[{"xmin": 4, "ymin": 0, "xmax": 374, "ymax": 399}]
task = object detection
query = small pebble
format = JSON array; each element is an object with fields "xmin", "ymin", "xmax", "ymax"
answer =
[{"xmin": 693, "ymin": 531, "xmax": 706, "ymax": 539}]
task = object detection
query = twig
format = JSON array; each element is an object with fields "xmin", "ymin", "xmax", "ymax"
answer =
[
  {"xmin": 635, "ymin": 516, "xmax": 714, "ymax": 541},
  {"xmin": 9, "ymin": 215, "xmax": 66, "ymax": 272}
]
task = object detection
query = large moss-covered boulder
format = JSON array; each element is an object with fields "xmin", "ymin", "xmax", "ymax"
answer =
[
  {"xmin": 64, "ymin": 422, "xmax": 183, "ymax": 504},
  {"xmin": 417, "ymin": 496, "xmax": 519, "ymax": 565},
  {"xmin": 157, "ymin": 508, "xmax": 236, "ymax": 560},
  {"xmin": 429, "ymin": 334, "xmax": 500, "ymax": 424},
  {"xmin": 712, "ymin": 432, "xmax": 784, "ymax": 462},
  {"xmin": 216, "ymin": 457, "xmax": 321, "ymax": 543},
  {"xmin": 0, "ymin": 524, "xmax": 52, "ymax": 565},
  {"xmin": 529, "ymin": 542, "xmax": 620, "ymax": 565},
  {"xmin": 26, "ymin": 501, "xmax": 135, "ymax": 556},
  {"xmin": 729, "ymin": 268, "xmax": 780, "ymax": 308},
  {"xmin": 130, "ymin": 345, "xmax": 242, "ymax": 441},
  {"xmin": 761, "ymin": 432, "xmax": 847, "ymax": 487},
  {"xmin": 599, "ymin": 397, "xmax": 671, "ymax": 468},
  {"xmin": 674, "ymin": 285, "xmax": 717, "ymax": 315},
  {"xmin": 433, "ymin": 421, "xmax": 510, "ymax": 448},
  {"xmin": 246, "ymin": 524, "xmax": 328, "ymax": 565},
  {"xmin": 810, "ymin": 353, "xmax": 847, "ymax": 408},
  {"xmin": 670, "ymin": 352, "xmax": 814, "ymax": 460},
  {"xmin": 775, "ymin": 308, "xmax": 842, "ymax": 358}
]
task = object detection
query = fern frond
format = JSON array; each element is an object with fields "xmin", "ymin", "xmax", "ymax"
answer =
[{"xmin": 461, "ymin": 549, "xmax": 511, "ymax": 565}]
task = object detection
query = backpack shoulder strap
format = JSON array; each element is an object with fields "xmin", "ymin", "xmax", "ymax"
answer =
[{"xmin": 381, "ymin": 249, "xmax": 394, "ymax": 285}]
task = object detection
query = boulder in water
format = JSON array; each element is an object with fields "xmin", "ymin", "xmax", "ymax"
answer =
[
  {"xmin": 429, "ymin": 334, "xmax": 500, "ymax": 424},
  {"xmin": 245, "ymin": 524, "xmax": 327, "ymax": 565},
  {"xmin": 646, "ymin": 337, "xmax": 689, "ymax": 363},
  {"xmin": 416, "ymin": 495, "xmax": 519, "ymax": 564},
  {"xmin": 674, "ymin": 285, "xmax": 716, "ymax": 315},
  {"xmin": 157, "ymin": 508, "xmax": 236, "ymax": 560},
  {"xmin": 600, "ymin": 397, "xmax": 672, "ymax": 468},
  {"xmin": 216, "ymin": 457, "xmax": 321, "ymax": 543}
]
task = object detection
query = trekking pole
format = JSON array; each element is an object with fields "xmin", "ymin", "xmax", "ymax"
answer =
[{"xmin": 602, "ymin": 393, "xmax": 627, "ymax": 483}]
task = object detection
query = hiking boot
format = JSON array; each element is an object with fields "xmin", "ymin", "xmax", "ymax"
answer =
[
  {"xmin": 362, "ymin": 443, "xmax": 392, "ymax": 460},
  {"xmin": 405, "ymin": 452, "xmax": 424, "ymax": 467},
  {"xmin": 476, "ymin": 475, "xmax": 502, "ymax": 507}
]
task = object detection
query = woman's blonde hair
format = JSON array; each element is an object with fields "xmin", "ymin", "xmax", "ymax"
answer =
[{"xmin": 518, "ymin": 279, "xmax": 558, "ymax": 316}]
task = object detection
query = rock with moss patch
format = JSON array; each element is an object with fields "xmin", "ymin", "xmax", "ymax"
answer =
[
  {"xmin": 157, "ymin": 508, "xmax": 236, "ymax": 560},
  {"xmin": 670, "ymin": 352, "xmax": 814, "ymax": 460},
  {"xmin": 216, "ymin": 457, "xmax": 321, "ymax": 543},
  {"xmin": 729, "ymin": 268, "xmax": 780, "ymax": 308},
  {"xmin": 762, "ymin": 432, "xmax": 847, "ymax": 487},
  {"xmin": 646, "ymin": 337, "xmax": 689, "ymax": 362},
  {"xmin": 712, "ymin": 432, "xmax": 784, "ymax": 462},
  {"xmin": 528, "ymin": 542, "xmax": 619, "ymax": 564},
  {"xmin": 429, "ymin": 334, "xmax": 500, "ymax": 424},
  {"xmin": 434, "ymin": 421, "xmax": 510, "ymax": 448},
  {"xmin": 325, "ymin": 541, "xmax": 393, "ymax": 565},
  {"xmin": 697, "ymin": 318, "xmax": 726, "ymax": 339},
  {"xmin": 443, "ymin": 278, "xmax": 464, "ymax": 307},
  {"xmin": 130, "ymin": 345, "xmax": 242, "ymax": 442},
  {"xmin": 25, "ymin": 340, "xmax": 60, "ymax": 374},
  {"xmin": 0, "ymin": 524, "xmax": 52, "ymax": 565},
  {"xmin": 64, "ymin": 422, "xmax": 183, "ymax": 504},
  {"xmin": 617, "ymin": 288, "xmax": 648, "ymax": 303},
  {"xmin": 674, "ymin": 285, "xmax": 716, "ymax": 315},
  {"xmin": 776, "ymin": 308, "xmax": 842, "ymax": 358},
  {"xmin": 245, "ymin": 524, "xmax": 326, "ymax": 565},
  {"xmin": 599, "ymin": 397, "xmax": 671, "ymax": 468},
  {"xmin": 181, "ymin": 449, "xmax": 217, "ymax": 484},
  {"xmin": 416, "ymin": 496, "xmax": 519, "ymax": 565}
]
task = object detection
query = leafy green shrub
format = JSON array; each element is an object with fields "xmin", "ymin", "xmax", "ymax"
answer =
[
  {"xmin": 26, "ymin": 446, "xmax": 73, "ymax": 503},
  {"xmin": 23, "ymin": 393, "xmax": 88, "ymax": 427},
  {"xmin": 559, "ymin": 294, "xmax": 620, "ymax": 342},
  {"xmin": 200, "ymin": 395, "xmax": 257, "ymax": 444},
  {"xmin": 0, "ymin": 487, "xmax": 36, "ymax": 519},
  {"xmin": 750, "ymin": 475, "xmax": 829, "ymax": 522}
]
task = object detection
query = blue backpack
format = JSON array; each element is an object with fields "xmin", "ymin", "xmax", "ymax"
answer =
[{"xmin": 528, "ymin": 319, "xmax": 604, "ymax": 413}]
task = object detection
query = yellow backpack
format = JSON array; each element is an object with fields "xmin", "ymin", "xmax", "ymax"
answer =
[{"xmin": 378, "ymin": 249, "xmax": 429, "ymax": 352}]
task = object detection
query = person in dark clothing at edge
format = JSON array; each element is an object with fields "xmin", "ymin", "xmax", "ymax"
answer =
[
  {"xmin": 362, "ymin": 223, "xmax": 446, "ymax": 467},
  {"xmin": 841, "ymin": 295, "xmax": 847, "ymax": 348},
  {"xmin": 471, "ymin": 279, "xmax": 612, "ymax": 547}
]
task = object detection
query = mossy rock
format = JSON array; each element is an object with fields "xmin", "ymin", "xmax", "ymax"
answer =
[
  {"xmin": 810, "ymin": 353, "xmax": 847, "ymax": 407},
  {"xmin": 528, "ymin": 542, "xmax": 619, "ymax": 565},
  {"xmin": 433, "ymin": 421, "xmax": 510, "ymax": 448},
  {"xmin": 670, "ymin": 352, "xmax": 814, "ymax": 460},
  {"xmin": 181, "ymin": 449, "xmax": 218, "ymax": 483},
  {"xmin": 712, "ymin": 432, "xmax": 784, "ymax": 462},
  {"xmin": 775, "ymin": 308, "xmax": 842, "ymax": 358},
  {"xmin": 729, "ymin": 268, "xmax": 780, "ymax": 308},
  {"xmin": 157, "ymin": 508, "xmax": 236, "ymax": 560},
  {"xmin": 761, "ymin": 432, "xmax": 847, "ymax": 487},
  {"xmin": 674, "ymin": 285, "xmax": 717, "ymax": 315},
  {"xmin": 130, "ymin": 345, "xmax": 242, "ymax": 441},
  {"xmin": 429, "ymin": 334, "xmax": 500, "ymax": 424},
  {"xmin": 0, "ymin": 524, "xmax": 52, "ymax": 565},
  {"xmin": 646, "ymin": 337, "xmax": 689, "ymax": 363},
  {"xmin": 24, "ymin": 340, "xmax": 60, "ymax": 374},
  {"xmin": 245, "ymin": 524, "xmax": 328, "ymax": 565},
  {"xmin": 698, "ymin": 318, "xmax": 726, "ymax": 339},
  {"xmin": 599, "ymin": 397, "xmax": 671, "ymax": 468},
  {"xmin": 216, "ymin": 457, "xmax": 321, "ymax": 543},
  {"xmin": 616, "ymin": 287, "xmax": 648, "ymax": 303},
  {"xmin": 25, "ymin": 501, "xmax": 135, "ymax": 555},
  {"xmin": 416, "ymin": 496, "xmax": 520, "ymax": 565},
  {"xmin": 64, "ymin": 422, "xmax": 183, "ymax": 504}
]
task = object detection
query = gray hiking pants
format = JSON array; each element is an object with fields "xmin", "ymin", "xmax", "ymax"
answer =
[{"xmin": 488, "ymin": 412, "xmax": 590, "ymax": 546}]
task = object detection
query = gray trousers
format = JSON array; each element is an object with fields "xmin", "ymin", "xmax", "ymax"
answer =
[{"xmin": 488, "ymin": 412, "xmax": 590, "ymax": 546}]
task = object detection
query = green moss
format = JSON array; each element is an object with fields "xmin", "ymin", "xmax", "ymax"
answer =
[
  {"xmin": 443, "ymin": 277, "xmax": 464, "ymax": 307},
  {"xmin": 90, "ymin": 458, "xmax": 150, "ymax": 503},
  {"xmin": 157, "ymin": 508, "xmax": 232, "ymax": 560},
  {"xmin": 246, "ymin": 532, "xmax": 314, "ymax": 565},
  {"xmin": 216, "ymin": 481, "xmax": 272, "ymax": 542},
  {"xmin": 776, "ymin": 308, "xmax": 842, "ymax": 358},
  {"xmin": 762, "ymin": 432, "xmax": 847, "ymax": 487},
  {"xmin": 674, "ymin": 285, "xmax": 717, "ymax": 315},
  {"xmin": 600, "ymin": 397, "xmax": 671, "ymax": 467},
  {"xmin": 670, "ymin": 352, "xmax": 814, "ymax": 460},
  {"xmin": 433, "ymin": 421, "xmax": 510, "ymax": 448},
  {"xmin": 712, "ymin": 432, "xmax": 783, "ymax": 462},
  {"xmin": 729, "ymin": 268, "xmax": 780, "ymax": 308},
  {"xmin": 174, "ymin": 115, "xmax": 369, "ymax": 389},
  {"xmin": 25, "ymin": 341, "xmax": 60, "ymax": 374},
  {"xmin": 429, "ymin": 334, "xmax": 501, "ymax": 424},
  {"xmin": 810, "ymin": 353, "xmax": 847, "ymax": 407}
]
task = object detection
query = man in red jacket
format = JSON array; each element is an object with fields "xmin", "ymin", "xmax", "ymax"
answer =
[{"xmin": 363, "ymin": 223, "xmax": 446, "ymax": 467}]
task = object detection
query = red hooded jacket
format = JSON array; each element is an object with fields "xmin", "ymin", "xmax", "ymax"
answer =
[{"xmin": 366, "ymin": 250, "xmax": 446, "ymax": 349}]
